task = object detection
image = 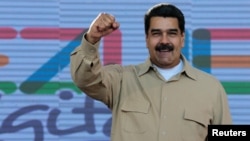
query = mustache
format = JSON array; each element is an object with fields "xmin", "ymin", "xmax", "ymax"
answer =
[{"xmin": 155, "ymin": 43, "xmax": 174, "ymax": 51}]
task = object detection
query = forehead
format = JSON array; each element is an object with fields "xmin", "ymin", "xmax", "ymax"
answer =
[{"xmin": 149, "ymin": 17, "xmax": 179, "ymax": 30}]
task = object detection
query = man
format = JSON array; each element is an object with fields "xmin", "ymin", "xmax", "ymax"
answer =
[{"xmin": 70, "ymin": 3, "xmax": 232, "ymax": 141}]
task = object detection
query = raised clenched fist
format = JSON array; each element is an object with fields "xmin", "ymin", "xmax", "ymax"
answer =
[{"xmin": 86, "ymin": 13, "xmax": 120, "ymax": 44}]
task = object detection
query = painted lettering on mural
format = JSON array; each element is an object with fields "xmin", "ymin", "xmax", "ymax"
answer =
[{"xmin": 0, "ymin": 91, "xmax": 111, "ymax": 141}]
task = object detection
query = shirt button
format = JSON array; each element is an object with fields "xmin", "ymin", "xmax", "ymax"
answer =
[
  {"xmin": 90, "ymin": 49, "xmax": 95, "ymax": 53},
  {"xmin": 164, "ymin": 97, "xmax": 167, "ymax": 101},
  {"xmin": 163, "ymin": 115, "xmax": 167, "ymax": 119},
  {"xmin": 162, "ymin": 131, "xmax": 166, "ymax": 135}
]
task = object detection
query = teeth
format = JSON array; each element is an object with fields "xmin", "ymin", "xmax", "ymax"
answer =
[{"xmin": 162, "ymin": 49, "xmax": 169, "ymax": 51}]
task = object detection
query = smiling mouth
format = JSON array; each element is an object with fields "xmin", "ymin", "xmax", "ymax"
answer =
[{"xmin": 158, "ymin": 48, "xmax": 173, "ymax": 52}]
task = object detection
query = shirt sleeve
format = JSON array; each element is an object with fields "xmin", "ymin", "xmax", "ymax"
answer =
[
  {"xmin": 70, "ymin": 34, "xmax": 122, "ymax": 108},
  {"xmin": 213, "ymin": 81, "xmax": 233, "ymax": 125},
  {"xmin": 70, "ymin": 33, "xmax": 100, "ymax": 86}
]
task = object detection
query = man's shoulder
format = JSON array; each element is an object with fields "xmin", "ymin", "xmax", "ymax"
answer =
[
  {"xmin": 103, "ymin": 63, "xmax": 136, "ymax": 72},
  {"xmin": 191, "ymin": 66, "xmax": 220, "ymax": 83}
]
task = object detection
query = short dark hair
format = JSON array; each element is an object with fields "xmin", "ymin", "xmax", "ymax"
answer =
[{"xmin": 144, "ymin": 3, "xmax": 185, "ymax": 35}]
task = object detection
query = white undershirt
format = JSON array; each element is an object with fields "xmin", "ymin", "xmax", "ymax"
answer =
[{"xmin": 153, "ymin": 60, "xmax": 184, "ymax": 81}]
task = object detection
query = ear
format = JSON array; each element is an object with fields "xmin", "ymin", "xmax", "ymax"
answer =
[
  {"xmin": 145, "ymin": 34, "xmax": 149, "ymax": 49},
  {"xmin": 181, "ymin": 32, "xmax": 185, "ymax": 48}
]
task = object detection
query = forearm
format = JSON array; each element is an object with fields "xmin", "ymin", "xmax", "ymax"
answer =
[
  {"xmin": 70, "ymin": 33, "xmax": 122, "ymax": 107},
  {"xmin": 70, "ymin": 34, "xmax": 104, "ymax": 96}
]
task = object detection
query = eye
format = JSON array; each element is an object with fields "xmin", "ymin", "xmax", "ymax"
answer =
[
  {"xmin": 168, "ymin": 31, "xmax": 177, "ymax": 37},
  {"xmin": 152, "ymin": 32, "xmax": 161, "ymax": 36}
]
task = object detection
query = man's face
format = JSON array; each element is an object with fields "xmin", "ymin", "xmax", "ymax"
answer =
[{"xmin": 146, "ymin": 17, "xmax": 185, "ymax": 68}]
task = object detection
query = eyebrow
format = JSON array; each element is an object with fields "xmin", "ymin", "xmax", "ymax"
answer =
[{"xmin": 150, "ymin": 28, "xmax": 178, "ymax": 32}]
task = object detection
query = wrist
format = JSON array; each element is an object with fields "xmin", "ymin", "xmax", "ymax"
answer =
[{"xmin": 85, "ymin": 33, "xmax": 100, "ymax": 44}]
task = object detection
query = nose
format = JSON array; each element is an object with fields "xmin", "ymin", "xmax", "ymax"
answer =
[{"xmin": 160, "ymin": 32, "xmax": 170, "ymax": 44}]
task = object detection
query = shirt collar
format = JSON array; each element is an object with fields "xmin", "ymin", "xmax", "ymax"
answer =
[{"xmin": 136, "ymin": 54, "xmax": 197, "ymax": 80}]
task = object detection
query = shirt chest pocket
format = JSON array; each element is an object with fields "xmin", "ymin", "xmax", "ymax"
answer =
[
  {"xmin": 121, "ymin": 98, "xmax": 150, "ymax": 134},
  {"xmin": 182, "ymin": 107, "xmax": 212, "ymax": 141}
]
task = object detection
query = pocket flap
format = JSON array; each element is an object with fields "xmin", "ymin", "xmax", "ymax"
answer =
[
  {"xmin": 184, "ymin": 108, "xmax": 210, "ymax": 127},
  {"xmin": 121, "ymin": 98, "xmax": 150, "ymax": 114}
]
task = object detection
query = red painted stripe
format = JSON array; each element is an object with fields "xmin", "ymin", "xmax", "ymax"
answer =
[
  {"xmin": 0, "ymin": 27, "xmax": 17, "ymax": 39},
  {"xmin": 210, "ymin": 29, "xmax": 250, "ymax": 40},
  {"xmin": 20, "ymin": 27, "xmax": 83, "ymax": 40},
  {"xmin": 60, "ymin": 28, "xmax": 84, "ymax": 40},
  {"xmin": 103, "ymin": 30, "xmax": 122, "ymax": 65},
  {"xmin": 20, "ymin": 27, "xmax": 122, "ymax": 64}
]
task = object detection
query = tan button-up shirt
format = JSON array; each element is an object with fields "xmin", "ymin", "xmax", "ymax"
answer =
[{"xmin": 70, "ymin": 35, "xmax": 232, "ymax": 141}]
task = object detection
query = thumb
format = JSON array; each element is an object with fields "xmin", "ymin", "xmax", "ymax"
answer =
[
  {"xmin": 99, "ymin": 27, "xmax": 116, "ymax": 36},
  {"xmin": 99, "ymin": 21, "xmax": 120, "ymax": 36}
]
